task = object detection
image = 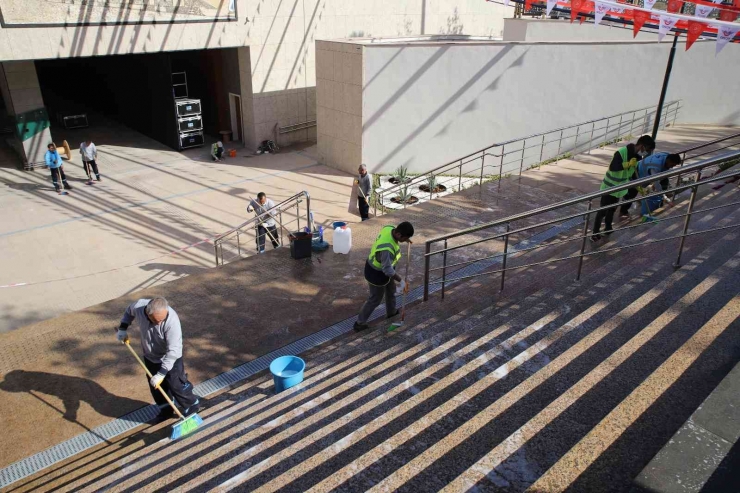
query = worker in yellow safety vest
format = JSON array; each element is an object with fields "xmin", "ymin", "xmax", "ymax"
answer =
[
  {"xmin": 591, "ymin": 135, "xmax": 655, "ymax": 242},
  {"xmin": 354, "ymin": 221, "xmax": 415, "ymax": 332}
]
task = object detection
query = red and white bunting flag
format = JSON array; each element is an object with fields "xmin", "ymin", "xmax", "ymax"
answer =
[
  {"xmin": 504, "ymin": 0, "xmax": 510, "ymax": 7},
  {"xmin": 594, "ymin": 1, "xmax": 610, "ymax": 25},
  {"xmin": 695, "ymin": 3, "xmax": 715, "ymax": 17},
  {"xmin": 719, "ymin": 8, "xmax": 739, "ymax": 22},
  {"xmin": 570, "ymin": 0, "xmax": 583, "ymax": 23},
  {"xmin": 686, "ymin": 20, "xmax": 707, "ymax": 50},
  {"xmin": 633, "ymin": 9, "xmax": 650, "ymax": 37},
  {"xmin": 667, "ymin": 0, "xmax": 684, "ymax": 12},
  {"xmin": 658, "ymin": 14, "xmax": 678, "ymax": 41},
  {"xmin": 644, "ymin": 0, "xmax": 658, "ymax": 10},
  {"xmin": 546, "ymin": 0, "xmax": 558, "ymax": 16},
  {"xmin": 715, "ymin": 24, "xmax": 740, "ymax": 54}
]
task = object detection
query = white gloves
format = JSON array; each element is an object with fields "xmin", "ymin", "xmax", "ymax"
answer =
[
  {"xmin": 398, "ymin": 280, "xmax": 409, "ymax": 294},
  {"xmin": 117, "ymin": 329, "xmax": 129, "ymax": 343},
  {"xmin": 150, "ymin": 373, "xmax": 165, "ymax": 389}
]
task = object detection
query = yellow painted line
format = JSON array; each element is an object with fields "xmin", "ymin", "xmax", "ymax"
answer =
[
  {"xmin": 366, "ymin": 262, "xmax": 686, "ymax": 493},
  {"xmin": 528, "ymin": 296, "xmax": 740, "ymax": 492},
  {"xmin": 441, "ymin": 256, "xmax": 737, "ymax": 492}
]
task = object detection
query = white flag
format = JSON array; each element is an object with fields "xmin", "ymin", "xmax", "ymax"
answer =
[
  {"xmin": 505, "ymin": 0, "xmax": 511, "ymax": 6},
  {"xmin": 644, "ymin": 0, "xmax": 658, "ymax": 10},
  {"xmin": 546, "ymin": 0, "xmax": 558, "ymax": 16},
  {"xmin": 658, "ymin": 15, "xmax": 678, "ymax": 41},
  {"xmin": 611, "ymin": 7, "xmax": 625, "ymax": 13},
  {"xmin": 594, "ymin": 1, "xmax": 610, "ymax": 25},
  {"xmin": 229, "ymin": 0, "xmax": 235, "ymax": 12},
  {"xmin": 695, "ymin": 4, "xmax": 714, "ymax": 17},
  {"xmin": 715, "ymin": 24, "xmax": 740, "ymax": 54}
]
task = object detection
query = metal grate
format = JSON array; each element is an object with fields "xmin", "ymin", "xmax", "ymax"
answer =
[{"xmin": 0, "ymin": 219, "xmax": 577, "ymax": 489}]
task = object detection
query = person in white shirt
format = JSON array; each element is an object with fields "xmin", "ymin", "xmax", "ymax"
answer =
[
  {"xmin": 80, "ymin": 140, "xmax": 100, "ymax": 182},
  {"xmin": 247, "ymin": 192, "xmax": 280, "ymax": 253}
]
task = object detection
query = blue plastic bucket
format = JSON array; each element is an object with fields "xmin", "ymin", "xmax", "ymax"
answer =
[
  {"xmin": 332, "ymin": 221, "xmax": 347, "ymax": 229},
  {"xmin": 269, "ymin": 356, "xmax": 306, "ymax": 393}
]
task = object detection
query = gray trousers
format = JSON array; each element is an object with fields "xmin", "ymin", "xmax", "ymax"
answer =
[{"xmin": 358, "ymin": 279, "xmax": 397, "ymax": 324}]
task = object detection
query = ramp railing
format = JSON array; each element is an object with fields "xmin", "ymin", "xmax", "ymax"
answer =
[
  {"xmin": 422, "ymin": 150, "xmax": 740, "ymax": 301},
  {"xmin": 375, "ymin": 100, "xmax": 682, "ymax": 214}
]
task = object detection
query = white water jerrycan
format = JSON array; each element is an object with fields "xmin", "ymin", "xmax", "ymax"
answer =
[{"xmin": 333, "ymin": 226, "xmax": 352, "ymax": 254}]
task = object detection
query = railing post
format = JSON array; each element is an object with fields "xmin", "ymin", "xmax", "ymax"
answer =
[
  {"xmin": 498, "ymin": 145, "xmax": 505, "ymax": 192},
  {"xmin": 458, "ymin": 160, "xmax": 463, "ymax": 191},
  {"xmin": 672, "ymin": 102, "xmax": 679, "ymax": 126},
  {"xmin": 519, "ymin": 139, "xmax": 526, "ymax": 179},
  {"xmin": 214, "ymin": 243, "xmax": 220, "ymax": 267},
  {"xmin": 441, "ymin": 239, "xmax": 448, "ymax": 300},
  {"xmin": 423, "ymin": 242, "xmax": 431, "ymax": 301},
  {"xmin": 643, "ymin": 108, "xmax": 649, "ymax": 134},
  {"xmin": 629, "ymin": 111, "xmax": 636, "ymax": 139},
  {"xmin": 588, "ymin": 122, "xmax": 595, "ymax": 154},
  {"xmin": 296, "ymin": 202, "xmax": 300, "ymax": 231},
  {"xmin": 237, "ymin": 231, "xmax": 241, "ymax": 257},
  {"xmin": 539, "ymin": 134, "xmax": 545, "ymax": 163},
  {"xmin": 616, "ymin": 114, "xmax": 623, "ymax": 141},
  {"xmin": 604, "ymin": 117, "xmax": 610, "ymax": 145},
  {"xmin": 556, "ymin": 130, "xmax": 563, "ymax": 163},
  {"xmin": 279, "ymin": 211, "xmax": 284, "ymax": 245},
  {"xmin": 479, "ymin": 151, "xmax": 485, "ymax": 185},
  {"xmin": 576, "ymin": 200, "xmax": 592, "ymax": 281},
  {"xmin": 500, "ymin": 223, "xmax": 510, "ymax": 291},
  {"xmin": 574, "ymin": 126, "xmax": 580, "ymax": 154},
  {"xmin": 673, "ymin": 185, "xmax": 698, "ymax": 269}
]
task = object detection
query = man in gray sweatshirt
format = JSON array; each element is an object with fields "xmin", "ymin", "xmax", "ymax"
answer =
[
  {"xmin": 247, "ymin": 192, "xmax": 280, "ymax": 253},
  {"xmin": 117, "ymin": 297, "xmax": 199, "ymax": 419},
  {"xmin": 356, "ymin": 164, "xmax": 372, "ymax": 221}
]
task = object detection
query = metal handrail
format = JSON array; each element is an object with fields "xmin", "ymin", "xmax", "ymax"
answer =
[
  {"xmin": 375, "ymin": 100, "xmax": 681, "ymax": 213},
  {"xmin": 213, "ymin": 191, "xmax": 311, "ymax": 266},
  {"xmin": 422, "ymin": 150, "xmax": 740, "ymax": 301}
]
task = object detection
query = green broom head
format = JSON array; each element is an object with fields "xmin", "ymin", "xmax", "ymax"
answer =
[
  {"xmin": 170, "ymin": 413, "xmax": 203, "ymax": 440},
  {"xmin": 387, "ymin": 322, "xmax": 403, "ymax": 332}
]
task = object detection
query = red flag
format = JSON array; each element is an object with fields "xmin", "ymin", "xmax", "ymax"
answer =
[
  {"xmin": 719, "ymin": 9, "xmax": 739, "ymax": 22},
  {"xmin": 525, "ymin": 0, "xmax": 533, "ymax": 10},
  {"xmin": 667, "ymin": 0, "xmax": 683, "ymax": 13},
  {"xmin": 570, "ymin": 0, "xmax": 583, "ymax": 23},
  {"xmin": 685, "ymin": 20, "xmax": 707, "ymax": 50},
  {"xmin": 633, "ymin": 10, "xmax": 650, "ymax": 37}
]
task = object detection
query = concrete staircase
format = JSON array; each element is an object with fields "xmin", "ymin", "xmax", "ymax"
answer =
[{"xmin": 5, "ymin": 178, "xmax": 740, "ymax": 492}]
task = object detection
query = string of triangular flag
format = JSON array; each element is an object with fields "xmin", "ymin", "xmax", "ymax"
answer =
[{"xmin": 495, "ymin": 0, "xmax": 740, "ymax": 54}]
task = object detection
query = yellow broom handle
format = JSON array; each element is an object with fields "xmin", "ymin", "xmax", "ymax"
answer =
[{"xmin": 123, "ymin": 341, "xmax": 185, "ymax": 419}]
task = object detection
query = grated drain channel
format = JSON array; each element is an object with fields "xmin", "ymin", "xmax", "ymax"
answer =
[{"xmin": 0, "ymin": 217, "xmax": 581, "ymax": 489}]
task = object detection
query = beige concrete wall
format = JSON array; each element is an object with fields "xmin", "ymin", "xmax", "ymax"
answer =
[
  {"xmin": 1, "ymin": 60, "xmax": 51, "ymax": 166},
  {"xmin": 0, "ymin": 1, "xmax": 513, "ymax": 151},
  {"xmin": 316, "ymin": 40, "xmax": 363, "ymax": 173},
  {"xmin": 357, "ymin": 38, "xmax": 740, "ymax": 174}
]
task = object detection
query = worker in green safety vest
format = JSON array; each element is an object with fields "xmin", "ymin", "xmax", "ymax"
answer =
[
  {"xmin": 591, "ymin": 135, "xmax": 655, "ymax": 242},
  {"xmin": 354, "ymin": 221, "xmax": 415, "ymax": 332}
]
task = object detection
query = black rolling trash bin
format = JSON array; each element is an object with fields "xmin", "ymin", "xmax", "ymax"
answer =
[{"xmin": 289, "ymin": 231, "xmax": 312, "ymax": 260}]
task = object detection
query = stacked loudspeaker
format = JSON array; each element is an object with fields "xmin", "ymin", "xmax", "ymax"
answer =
[{"xmin": 172, "ymin": 72, "xmax": 204, "ymax": 150}]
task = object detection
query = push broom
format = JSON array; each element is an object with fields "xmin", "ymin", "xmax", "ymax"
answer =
[
  {"xmin": 122, "ymin": 340, "xmax": 203, "ymax": 440},
  {"xmin": 388, "ymin": 241, "xmax": 412, "ymax": 332}
]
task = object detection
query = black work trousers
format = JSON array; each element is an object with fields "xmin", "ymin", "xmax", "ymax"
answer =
[
  {"xmin": 593, "ymin": 194, "xmax": 620, "ymax": 235},
  {"xmin": 358, "ymin": 196, "xmax": 370, "ymax": 220},
  {"xmin": 144, "ymin": 357, "xmax": 198, "ymax": 409},
  {"xmin": 83, "ymin": 160, "xmax": 100, "ymax": 179},
  {"xmin": 257, "ymin": 224, "xmax": 279, "ymax": 251}
]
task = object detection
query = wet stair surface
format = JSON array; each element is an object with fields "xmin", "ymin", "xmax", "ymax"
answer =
[{"xmin": 5, "ymin": 178, "xmax": 740, "ymax": 493}]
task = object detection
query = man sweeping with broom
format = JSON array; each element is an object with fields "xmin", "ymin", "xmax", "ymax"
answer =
[
  {"xmin": 353, "ymin": 221, "xmax": 414, "ymax": 332},
  {"xmin": 116, "ymin": 297, "xmax": 202, "ymax": 438}
]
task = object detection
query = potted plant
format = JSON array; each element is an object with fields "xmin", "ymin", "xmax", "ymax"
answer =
[{"xmin": 419, "ymin": 175, "xmax": 447, "ymax": 194}]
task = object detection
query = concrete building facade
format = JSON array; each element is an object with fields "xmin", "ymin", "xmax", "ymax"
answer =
[{"xmin": 0, "ymin": 0, "xmax": 511, "ymax": 168}]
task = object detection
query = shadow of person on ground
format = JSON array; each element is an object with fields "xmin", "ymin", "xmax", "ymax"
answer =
[{"xmin": 0, "ymin": 369, "xmax": 149, "ymax": 423}]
